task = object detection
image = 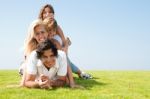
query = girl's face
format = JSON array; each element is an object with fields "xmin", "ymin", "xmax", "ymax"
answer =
[
  {"xmin": 34, "ymin": 25, "xmax": 48, "ymax": 43},
  {"xmin": 41, "ymin": 49, "xmax": 56, "ymax": 68},
  {"xmin": 43, "ymin": 7, "xmax": 54, "ymax": 20}
]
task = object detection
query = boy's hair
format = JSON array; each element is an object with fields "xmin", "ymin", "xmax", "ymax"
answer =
[{"xmin": 36, "ymin": 39, "xmax": 58, "ymax": 59}]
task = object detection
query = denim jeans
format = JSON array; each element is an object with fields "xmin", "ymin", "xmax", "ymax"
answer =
[{"xmin": 67, "ymin": 56, "xmax": 79, "ymax": 74}]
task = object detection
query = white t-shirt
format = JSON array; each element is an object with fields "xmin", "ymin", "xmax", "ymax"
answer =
[
  {"xmin": 26, "ymin": 50, "xmax": 67, "ymax": 80},
  {"xmin": 53, "ymin": 35, "xmax": 63, "ymax": 46}
]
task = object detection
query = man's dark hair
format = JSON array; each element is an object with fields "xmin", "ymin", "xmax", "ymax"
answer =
[{"xmin": 36, "ymin": 39, "xmax": 58, "ymax": 59}]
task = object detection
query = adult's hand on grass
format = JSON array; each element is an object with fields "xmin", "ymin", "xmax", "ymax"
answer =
[
  {"xmin": 70, "ymin": 84, "xmax": 85, "ymax": 89},
  {"xmin": 38, "ymin": 79, "xmax": 51, "ymax": 89}
]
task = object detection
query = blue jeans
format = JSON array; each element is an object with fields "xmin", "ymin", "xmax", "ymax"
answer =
[{"xmin": 67, "ymin": 56, "xmax": 79, "ymax": 74}]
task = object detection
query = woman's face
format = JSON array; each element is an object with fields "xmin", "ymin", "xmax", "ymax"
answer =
[
  {"xmin": 43, "ymin": 7, "xmax": 54, "ymax": 20},
  {"xmin": 41, "ymin": 49, "xmax": 56, "ymax": 68},
  {"xmin": 34, "ymin": 25, "xmax": 48, "ymax": 43}
]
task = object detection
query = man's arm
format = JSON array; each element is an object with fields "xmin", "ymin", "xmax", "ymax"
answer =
[
  {"xmin": 24, "ymin": 74, "xmax": 39, "ymax": 88},
  {"xmin": 25, "ymin": 74, "xmax": 50, "ymax": 89},
  {"xmin": 50, "ymin": 76, "xmax": 66, "ymax": 87}
]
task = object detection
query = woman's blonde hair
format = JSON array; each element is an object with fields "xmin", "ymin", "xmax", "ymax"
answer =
[{"xmin": 24, "ymin": 19, "xmax": 48, "ymax": 56}]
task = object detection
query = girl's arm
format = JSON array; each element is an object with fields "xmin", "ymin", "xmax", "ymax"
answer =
[{"xmin": 56, "ymin": 25, "xmax": 68, "ymax": 53}]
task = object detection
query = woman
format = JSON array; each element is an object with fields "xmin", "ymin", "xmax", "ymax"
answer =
[
  {"xmin": 38, "ymin": 4, "xmax": 92, "ymax": 79},
  {"xmin": 21, "ymin": 19, "xmax": 80, "ymax": 88}
]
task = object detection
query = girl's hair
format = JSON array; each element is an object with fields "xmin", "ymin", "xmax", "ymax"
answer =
[
  {"xmin": 36, "ymin": 39, "xmax": 58, "ymax": 59},
  {"xmin": 24, "ymin": 19, "xmax": 48, "ymax": 56},
  {"xmin": 43, "ymin": 18, "xmax": 57, "ymax": 31},
  {"xmin": 38, "ymin": 4, "xmax": 55, "ymax": 20}
]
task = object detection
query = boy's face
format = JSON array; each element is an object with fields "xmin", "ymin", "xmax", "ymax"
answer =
[{"xmin": 41, "ymin": 49, "xmax": 56, "ymax": 68}]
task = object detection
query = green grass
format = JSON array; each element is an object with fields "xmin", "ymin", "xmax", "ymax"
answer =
[{"xmin": 0, "ymin": 70, "xmax": 150, "ymax": 99}]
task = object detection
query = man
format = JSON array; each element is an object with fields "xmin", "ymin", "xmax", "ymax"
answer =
[{"xmin": 24, "ymin": 40, "xmax": 67, "ymax": 89}]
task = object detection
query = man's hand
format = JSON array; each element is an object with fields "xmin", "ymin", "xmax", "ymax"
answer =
[
  {"xmin": 40, "ymin": 74, "xmax": 49, "ymax": 82},
  {"xmin": 38, "ymin": 74, "xmax": 52, "ymax": 89}
]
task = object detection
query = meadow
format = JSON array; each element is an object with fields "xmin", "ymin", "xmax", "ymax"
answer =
[{"xmin": 0, "ymin": 70, "xmax": 149, "ymax": 99}]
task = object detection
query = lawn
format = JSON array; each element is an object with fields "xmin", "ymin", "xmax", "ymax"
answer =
[{"xmin": 0, "ymin": 70, "xmax": 149, "ymax": 99}]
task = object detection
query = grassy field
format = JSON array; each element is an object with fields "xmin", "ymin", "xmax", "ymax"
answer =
[{"xmin": 0, "ymin": 70, "xmax": 149, "ymax": 99}]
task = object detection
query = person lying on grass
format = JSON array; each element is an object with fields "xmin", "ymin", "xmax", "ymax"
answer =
[
  {"xmin": 21, "ymin": 19, "xmax": 82, "ymax": 89},
  {"xmin": 24, "ymin": 39, "xmax": 67, "ymax": 89}
]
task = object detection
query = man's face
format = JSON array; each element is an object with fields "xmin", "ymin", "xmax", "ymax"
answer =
[{"xmin": 41, "ymin": 49, "xmax": 56, "ymax": 68}]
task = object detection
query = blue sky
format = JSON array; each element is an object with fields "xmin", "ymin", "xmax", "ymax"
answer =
[{"xmin": 0, "ymin": 0, "xmax": 150, "ymax": 70}]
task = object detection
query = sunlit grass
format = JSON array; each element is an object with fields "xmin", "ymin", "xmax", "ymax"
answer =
[{"xmin": 0, "ymin": 70, "xmax": 149, "ymax": 99}]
